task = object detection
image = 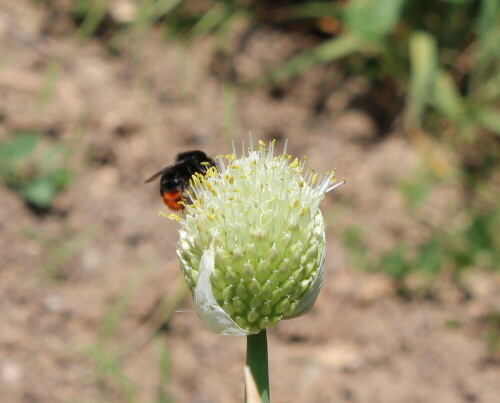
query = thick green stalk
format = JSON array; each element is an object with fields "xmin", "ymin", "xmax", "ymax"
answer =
[{"xmin": 245, "ymin": 330, "xmax": 269, "ymax": 403}]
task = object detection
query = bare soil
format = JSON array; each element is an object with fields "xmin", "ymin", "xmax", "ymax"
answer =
[{"xmin": 1, "ymin": 1, "xmax": 499, "ymax": 402}]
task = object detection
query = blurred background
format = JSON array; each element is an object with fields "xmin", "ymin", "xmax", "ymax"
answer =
[{"xmin": 0, "ymin": 0, "xmax": 499, "ymax": 402}]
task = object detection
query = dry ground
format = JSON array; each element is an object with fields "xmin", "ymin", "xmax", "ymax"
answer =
[{"xmin": 1, "ymin": 1, "xmax": 499, "ymax": 402}]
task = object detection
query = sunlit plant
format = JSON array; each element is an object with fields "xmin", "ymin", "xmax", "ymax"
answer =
[{"xmin": 162, "ymin": 139, "xmax": 344, "ymax": 402}]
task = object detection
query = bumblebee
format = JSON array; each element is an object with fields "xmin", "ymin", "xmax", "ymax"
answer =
[{"xmin": 145, "ymin": 150, "xmax": 215, "ymax": 211}]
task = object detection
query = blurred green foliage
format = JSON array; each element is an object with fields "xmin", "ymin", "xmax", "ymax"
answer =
[
  {"xmin": 344, "ymin": 207, "xmax": 500, "ymax": 285},
  {"xmin": 30, "ymin": 1, "xmax": 500, "ymax": 280},
  {"xmin": 63, "ymin": 0, "xmax": 499, "ymax": 152},
  {"xmin": 82, "ymin": 283, "xmax": 172, "ymax": 403},
  {"xmin": 264, "ymin": 0, "xmax": 499, "ymax": 140},
  {"xmin": 82, "ymin": 286, "xmax": 136, "ymax": 393},
  {"xmin": 70, "ymin": 0, "xmax": 248, "ymax": 43},
  {"xmin": 0, "ymin": 130, "xmax": 73, "ymax": 209},
  {"xmin": 61, "ymin": 1, "xmax": 500, "ymax": 132},
  {"xmin": 23, "ymin": 226, "xmax": 95, "ymax": 279}
]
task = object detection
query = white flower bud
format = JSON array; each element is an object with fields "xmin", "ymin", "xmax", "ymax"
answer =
[{"xmin": 168, "ymin": 140, "xmax": 344, "ymax": 335}]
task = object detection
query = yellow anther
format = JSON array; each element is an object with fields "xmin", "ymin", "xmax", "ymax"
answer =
[
  {"xmin": 290, "ymin": 158, "xmax": 299, "ymax": 168},
  {"xmin": 159, "ymin": 211, "xmax": 181, "ymax": 222},
  {"xmin": 207, "ymin": 167, "xmax": 218, "ymax": 177}
]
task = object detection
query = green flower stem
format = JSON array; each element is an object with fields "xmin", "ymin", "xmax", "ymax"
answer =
[{"xmin": 246, "ymin": 330, "xmax": 269, "ymax": 403}]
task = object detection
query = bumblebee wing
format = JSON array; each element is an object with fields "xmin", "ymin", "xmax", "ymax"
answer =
[
  {"xmin": 144, "ymin": 170, "xmax": 164, "ymax": 183},
  {"xmin": 144, "ymin": 161, "xmax": 183, "ymax": 183}
]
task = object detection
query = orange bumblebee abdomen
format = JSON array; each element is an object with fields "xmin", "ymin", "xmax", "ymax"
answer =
[{"xmin": 162, "ymin": 190, "xmax": 185, "ymax": 211}]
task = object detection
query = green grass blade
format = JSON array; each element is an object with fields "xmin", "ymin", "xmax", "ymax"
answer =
[
  {"xmin": 477, "ymin": 68, "xmax": 500, "ymax": 102},
  {"xmin": 279, "ymin": 2, "xmax": 341, "ymax": 19},
  {"xmin": 471, "ymin": 0, "xmax": 500, "ymax": 94},
  {"xmin": 149, "ymin": 0, "xmax": 185, "ymax": 23},
  {"xmin": 38, "ymin": 58, "xmax": 60, "ymax": 107},
  {"xmin": 431, "ymin": 70, "xmax": 465, "ymax": 123},
  {"xmin": 155, "ymin": 339, "xmax": 171, "ymax": 403},
  {"xmin": 405, "ymin": 31, "xmax": 438, "ymax": 127},
  {"xmin": 190, "ymin": 2, "xmax": 230, "ymax": 38},
  {"xmin": 344, "ymin": 0, "xmax": 406, "ymax": 39},
  {"xmin": 263, "ymin": 33, "xmax": 365, "ymax": 85},
  {"xmin": 475, "ymin": 108, "xmax": 500, "ymax": 135},
  {"xmin": 83, "ymin": 346, "xmax": 137, "ymax": 403},
  {"xmin": 100, "ymin": 285, "xmax": 134, "ymax": 341},
  {"xmin": 76, "ymin": 0, "xmax": 110, "ymax": 39}
]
